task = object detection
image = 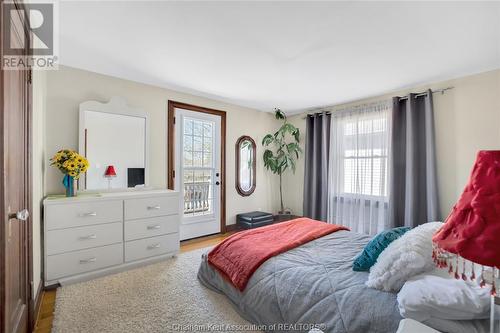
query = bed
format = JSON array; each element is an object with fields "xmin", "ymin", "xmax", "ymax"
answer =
[
  {"xmin": 198, "ymin": 229, "xmax": 402, "ymax": 333},
  {"xmin": 198, "ymin": 226, "xmax": 490, "ymax": 333}
]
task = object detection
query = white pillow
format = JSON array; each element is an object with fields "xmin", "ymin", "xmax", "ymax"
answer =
[
  {"xmin": 397, "ymin": 268, "xmax": 490, "ymax": 321},
  {"xmin": 366, "ymin": 222, "xmax": 443, "ymax": 292}
]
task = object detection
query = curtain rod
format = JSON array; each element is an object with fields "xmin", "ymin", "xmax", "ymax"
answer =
[
  {"xmin": 397, "ymin": 86, "xmax": 454, "ymax": 101},
  {"xmin": 303, "ymin": 86, "xmax": 454, "ymax": 119}
]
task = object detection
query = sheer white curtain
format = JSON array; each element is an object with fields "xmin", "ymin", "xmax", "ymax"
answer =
[{"xmin": 327, "ymin": 101, "xmax": 392, "ymax": 235}]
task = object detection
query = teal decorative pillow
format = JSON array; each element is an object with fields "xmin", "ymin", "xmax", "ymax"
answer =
[{"xmin": 352, "ymin": 227, "xmax": 411, "ymax": 272}]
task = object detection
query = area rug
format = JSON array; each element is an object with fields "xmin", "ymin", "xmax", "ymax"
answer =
[{"xmin": 52, "ymin": 247, "xmax": 256, "ymax": 333}]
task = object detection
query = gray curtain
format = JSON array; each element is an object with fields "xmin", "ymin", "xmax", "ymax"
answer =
[
  {"xmin": 389, "ymin": 90, "xmax": 440, "ymax": 228},
  {"xmin": 303, "ymin": 113, "xmax": 331, "ymax": 221}
]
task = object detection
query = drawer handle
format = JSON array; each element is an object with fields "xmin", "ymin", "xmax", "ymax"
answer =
[
  {"xmin": 79, "ymin": 234, "xmax": 97, "ymax": 240},
  {"xmin": 147, "ymin": 225, "xmax": 161, "ymax": 230},
  {"xmin": 80, "ymin": 212, "xmax": 97, "ymax": 217},
  {"xmin": 147, "ymin": 205, "xmax": 161, "ymax": 210},
  {"xmin": 79, "ymin": 257, "xmax": 97, "ymax": 264},
  {"xmin": 147, "ymin": 243, "xmax": 161, "ymax": 250}
]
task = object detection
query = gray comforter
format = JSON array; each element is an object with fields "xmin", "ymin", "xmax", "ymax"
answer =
[{"xmin": 198, "ymin": 230, "xmax": 402, "ymax": 333}]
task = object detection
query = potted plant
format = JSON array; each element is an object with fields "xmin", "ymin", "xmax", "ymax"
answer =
[
  {"xmin": 50, "ymin": 149, "xmax": 89, "ymax": 197},
  {"xmin": 262, "ymin": 109, "xmax": 302, "ymax": 215}
]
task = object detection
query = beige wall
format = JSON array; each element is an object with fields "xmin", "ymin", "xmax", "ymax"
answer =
[
  {"xmin": 32, "ymin": 70, "xmax": 46, "ymax": 297},
  {"xmin": 44, "ymin": 66, "xmax": 280, "ymax": 226},
  {"xmin": 284, "ymin": 69, "xmax": 500, "ymax": 220}
]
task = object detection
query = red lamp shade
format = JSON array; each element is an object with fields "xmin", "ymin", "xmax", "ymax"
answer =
[
  {"xmin": 432, "ymin": 150, "xmax": 500, "ymax": 291},
  {"xmin": 104, "ymin": 165, "xmax": 117, "ymax": 178}
]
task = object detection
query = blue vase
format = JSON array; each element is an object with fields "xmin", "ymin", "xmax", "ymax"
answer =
[{"xmin": 63, "ymin": 174, "xmax": 75, "ymax": 197}]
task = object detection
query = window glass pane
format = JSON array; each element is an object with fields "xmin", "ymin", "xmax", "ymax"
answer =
[
  {"xmin": 203, "ymin": 123, "xmax": 212, "ymax": 137},
  {"xmin": 183, "ymin": 135, "xmax": 193, "ymax": 152},
  {"xmin": 191, "ymin": 199, "xmax": 212, "ymax": 216},
  {"xmin": 203, "ymin": 138, "xmax": 212, "ymax": 152},
  {"xmin": 184, "ymin": 119, "xmax": 193, "ymax": 135},
  {"xmin": 183, "ymin": 151, "xmax": 193, "ymax": 167},
  {"xmin": 183, "ymin": 170, "xmax": 211, "ymax": 215},
  {"xmin": 193, "ymin": 136, "xmax": 202, "ymax": 152},
  {"xmin": 193, "ymin": 152, "xmax": 202, "ymax": 167},
  {"xmin": 203, "ymin": 153, "xmax": 212, "ymax": 167},
  {"xmin": 183, "ymin": 170, "xmax": 194, "ymax": 184},
  {"xmin": 193, "ymin": 170, "xmax": 204, "ymax": 182},
  {"xmin": 193, "ymin": 121, "xmax": 203, "ymax": 136},
  {"xmin": 183, "ymin": 170, "xmax": 194, "ymax": 215}
]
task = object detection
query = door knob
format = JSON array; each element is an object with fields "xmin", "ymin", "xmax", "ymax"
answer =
[
  {"xmin": 215, "ymin": 181, "xmax": 220, "ymax": 186},
  {"xmin": 9, "ymin": 209, "xmax": 29, "ymax": 221}
]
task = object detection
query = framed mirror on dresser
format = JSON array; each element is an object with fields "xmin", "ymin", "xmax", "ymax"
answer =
[
  {"xmin": 235, "ymin": 135, "xmax": 256, "ymax": 196},
  {"xmin": 78, "ymin": 96, "xmax": 150, "ymax": 191}
]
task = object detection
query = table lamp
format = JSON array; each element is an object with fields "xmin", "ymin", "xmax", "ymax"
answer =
[
  {"xmin": 432, "ymin": 150, "xmax": 500, "ymax": 333},
  {"xmin": 104, "ymin": 165, "xmax": 117, "ymax": 189}
]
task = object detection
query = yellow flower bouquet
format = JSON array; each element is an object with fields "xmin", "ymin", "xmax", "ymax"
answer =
[{"xmin": 50, "ymin": 149, "xmax": 89, "ymax": 197}]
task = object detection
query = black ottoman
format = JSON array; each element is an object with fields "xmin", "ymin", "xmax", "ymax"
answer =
[{"xmin": 237, "ymin": 211, "xmax": 274, "ymax": 229}]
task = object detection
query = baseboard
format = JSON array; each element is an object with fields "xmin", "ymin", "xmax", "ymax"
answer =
[
  {"xmin": 225, "ymin": 224, "xmax": 240, "ymax": 232},
  {"xmin": 31, "ymin": 280, "xmax": 43, "ymax": 330}
]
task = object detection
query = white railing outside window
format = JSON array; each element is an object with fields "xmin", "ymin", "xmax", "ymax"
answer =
[{"xmin": 184, "ymin": 181, "xmax": 211, "ymax": 214}]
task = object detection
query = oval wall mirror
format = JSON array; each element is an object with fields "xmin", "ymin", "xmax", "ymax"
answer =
[{"xmin": 236, "ymin": 136, "xmax": 256, "ymax": 196}]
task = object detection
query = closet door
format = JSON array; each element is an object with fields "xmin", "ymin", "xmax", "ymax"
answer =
[{"xmin": 1, "ymin": 1, "xmax": 33, "ymax": 332}]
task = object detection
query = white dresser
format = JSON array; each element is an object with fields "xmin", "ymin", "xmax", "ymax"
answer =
[{"xmin": 43, "ymin": 189, "xmax": 180, "ymax": 286}]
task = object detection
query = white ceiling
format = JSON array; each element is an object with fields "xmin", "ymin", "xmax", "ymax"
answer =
[{"xmin": 59, "ymin": 1, "xmax": 500, "ymax": 114}]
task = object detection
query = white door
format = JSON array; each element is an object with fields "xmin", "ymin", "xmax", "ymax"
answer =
[{"xmin": 174, "ymin": 108, "xmax": 221, "ymax": 240}]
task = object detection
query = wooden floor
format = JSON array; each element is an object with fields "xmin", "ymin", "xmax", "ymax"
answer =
[{"xmin": 33, "ymin": 232, "xmax": 234, "ymax": 333}]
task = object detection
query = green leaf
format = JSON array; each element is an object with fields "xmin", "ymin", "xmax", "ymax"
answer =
[
  {"xmin": 262, "ymin": 134, "xmax": 274, "ymax": 146},
  {"xmin": 263, "ymin": 150, "xmax": 279, "ymax": 174},
  {"xmin": 263, "ymin": 149, "xmax": 273, "ymax": 160},
  {"xmin": 293, "ymin": 128, "xmax": 300, "ymax": 142},
  {"xmin": 286, "ymin": 142, "xmax": 299, "ymax": 153},
  {"xmin": 274, "ymin": 108, "xmax": 286, "ymax": 120},
  {"xmin": 280, "ymin": 123, "xmax": 296, "ymax": 135}
]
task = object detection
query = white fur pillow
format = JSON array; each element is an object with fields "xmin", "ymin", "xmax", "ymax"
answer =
[{"xmin": 366, "ymin": 222, "xmax": 443, "ymax": 292}]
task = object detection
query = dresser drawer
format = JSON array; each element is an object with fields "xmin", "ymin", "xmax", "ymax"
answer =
[
  {"xmin": 124, "ymin": 196, "xmax": 178, "ymax": 220},
  {"xmin": 46, "ymin": 222, "xmax": 123, "ymax": 255},
  {"xmin": 124, "ymin": 234, "xmax": 179, "ymax": 262},
  {"xmin": 45, "ymin": 200, "xmax": 123, "ymax": 230},
  {"xmin": 124, "ymin": 215, "xmax": 179, "ymax": 241},
  {"xmin": 46, "ymin": 243, "xmax": 123, "ymax": 281}
]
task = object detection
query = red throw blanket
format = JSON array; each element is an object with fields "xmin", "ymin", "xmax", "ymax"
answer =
[{"xmin": 208, "ymin": 218, "xmax": 349, "ymax": 291}]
